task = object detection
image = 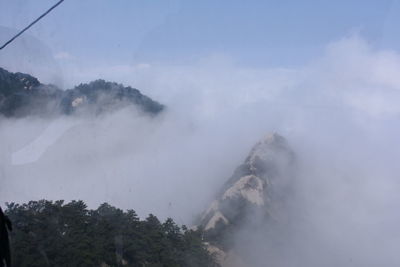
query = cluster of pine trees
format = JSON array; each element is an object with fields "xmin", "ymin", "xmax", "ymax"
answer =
[{"xmin": 5, "ymin": 200, "xmax": 219, "ymax": 267}]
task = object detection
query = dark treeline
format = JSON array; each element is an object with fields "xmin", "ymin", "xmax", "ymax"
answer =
[{"xmin": 4, "ymin": 200, "xmax": 219, "ymax": 267}]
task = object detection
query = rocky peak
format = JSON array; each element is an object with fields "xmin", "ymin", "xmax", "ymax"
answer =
[
  {"xmin": 198, "ymin": 133, "xmax": 295, "ymax": 252},
  {"xmin": 246, "ymin": 133, "xmax": 288, "ymax": 165}
]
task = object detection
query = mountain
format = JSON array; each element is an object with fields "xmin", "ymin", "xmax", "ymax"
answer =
[
  {"xmin": 198, "ymin": 133, "xmax": 296, "ymax": 265},
  {"xmin": 0, "ymin": 67, "xmax": 164, "ymax": 117}
]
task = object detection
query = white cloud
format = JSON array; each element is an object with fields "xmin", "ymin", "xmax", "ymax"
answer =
[
  {"xmin": 54, "ymin": 36, "xmax": 400, "ymax": 118},
  {"xmin": 2, "ymin": 35, "xmax": 400, "ymax": 265},
  {"xmin": 54, "ymin": 51, "xmax": 74, "ymax": 60}
]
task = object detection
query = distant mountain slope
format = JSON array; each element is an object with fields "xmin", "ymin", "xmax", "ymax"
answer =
[{"xmin": 0, "ymin": 67, "xmax": 164, "ymax": 117}]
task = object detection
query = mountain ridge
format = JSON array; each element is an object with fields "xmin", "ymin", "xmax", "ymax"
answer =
[{"xmin": 0, "ymin": 67, "xmax": 164, "ymax": 118}]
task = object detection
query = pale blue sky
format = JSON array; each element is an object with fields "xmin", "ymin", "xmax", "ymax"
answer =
[{"xmin": 0, "ymin": 0, "xmax": 399, "ymax": 68}]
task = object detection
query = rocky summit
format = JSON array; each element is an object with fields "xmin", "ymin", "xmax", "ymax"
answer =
[{"xmin": 198, "ymin": 133, "xmax": 296, "ymax": 265}]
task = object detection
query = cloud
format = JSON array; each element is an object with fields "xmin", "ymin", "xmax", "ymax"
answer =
[
  {"xmin": 54, "ymin": 51, "xmax": 74, "ymax": 60},
  {"xmin": 1, "ymin": 35, "xmax": 400, "ymax": 265},
  {"xmin": 55, "ymin": 36, "xmax": 400, "ymax": 118}
]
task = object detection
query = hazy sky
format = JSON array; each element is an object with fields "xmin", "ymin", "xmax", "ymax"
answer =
[{"xmin": 0, "ymin": 0, "xmax": 400, "ymax": 69}]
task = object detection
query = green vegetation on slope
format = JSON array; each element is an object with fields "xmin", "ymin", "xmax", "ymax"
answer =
[
  {"xmin": 5, "ymin": 200, "xmax": 218, "ymax": 267},
  {"xmin": 0, "ymin": 67, "xmax": 164, "ymax": 117}
]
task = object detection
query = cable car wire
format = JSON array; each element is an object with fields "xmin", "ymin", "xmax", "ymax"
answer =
[{"xmin": 0, "ymin": 0, "xmax": 65, "ymax": 50}]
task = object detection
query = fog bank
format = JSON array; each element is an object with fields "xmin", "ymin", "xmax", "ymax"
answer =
[{"xmin": 1, "ymin": 37, "xmax": 400, "ymax": 265}]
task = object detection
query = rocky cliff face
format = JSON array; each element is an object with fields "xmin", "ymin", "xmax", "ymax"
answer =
[{"xmin": 198, "ymin": 133, "xmax": 296, "ymax": 265}]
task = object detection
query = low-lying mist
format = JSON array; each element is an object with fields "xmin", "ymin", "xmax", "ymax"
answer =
[{"xmin": 1, "ymin": 36, "xmax": 400, "ymax": 266}]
